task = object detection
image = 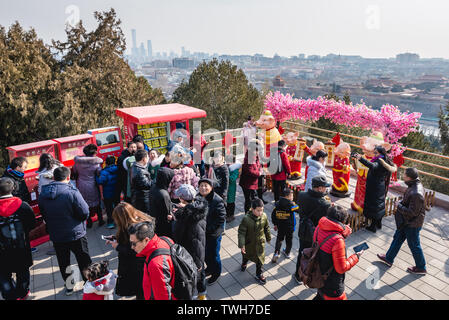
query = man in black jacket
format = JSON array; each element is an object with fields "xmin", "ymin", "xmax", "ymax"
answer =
[
  {"xmin": 38, "ymin": 166, "xmax": 91, "ymax": 296},
  {"xmin": 0, "ymin": 177, "xmax": 36, "ymax": 300},
  {"xmin": 294, "ymin": 175, "xmax": 332, "ymax": 284},
  {"xmin": 130, "ymin": 150, "xmax": 153, "ymax": 214},
  {"xmin": 378, "ymin": 167, "xmax": 427, "ymax": 275},
  {"xmin": 149, "ymin": 167, "xmax": 174, "ymax": 237},
  {"xmin": 2, "ymin": 157, "xmax": 31, "ymax": 203},
  {"xmin": 117, "ymin": 141, "xmax": 137, "ymax": 202},
  {"xmin": 199, "ymin": 178, "xmax": 226, "ymax": 285}
]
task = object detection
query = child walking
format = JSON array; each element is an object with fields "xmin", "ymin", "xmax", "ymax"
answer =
[
  {"xmin": 82, "ymin": 260, "xmax": 117, "ymax": 300},
  {"xmin": 238, "ymin": 198, "xmax": 271, "ymax": 284},
  {"xmin": 96, "ymin": 156, "xmax": 120, "ymax": 229},
  {"xmin": 271, "ymin": 188, "xmax": 299, "ymax": 263}
]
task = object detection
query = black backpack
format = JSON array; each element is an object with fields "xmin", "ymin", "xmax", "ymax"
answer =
[
  {"xmin": 145, "ymin": 236, "xmax": 198, "ymax": 300},
  {"xmin": 0, "ymin": 213, "xmax": 26, "ymax": 253}
]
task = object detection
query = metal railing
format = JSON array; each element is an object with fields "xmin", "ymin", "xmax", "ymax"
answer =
[
  {"xmin": 198, "ymin": 124, "xmax": 439, "ymax": 233},
  {"xmin": 282, "ymin": 120, "xmax": 449, "ymax": 183}
]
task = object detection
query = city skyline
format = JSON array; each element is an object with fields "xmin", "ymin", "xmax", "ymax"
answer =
[{"xmin": 1, "ymin": 0, "xmax": 448, "ymax": 59}]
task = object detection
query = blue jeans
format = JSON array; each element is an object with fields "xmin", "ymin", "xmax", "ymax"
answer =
[
  {"xmin": 0, "ymin": 267, "xmax": 30, "ymax": 300},
  {"xmin": 205, "ymin": 234, "xmax": 222, "ymax": 277},
  {"xmin": 385, "ymin": 227, "xmax": 426, "ymax": 270}
]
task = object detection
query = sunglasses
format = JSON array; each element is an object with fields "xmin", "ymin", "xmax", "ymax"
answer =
[{"xmin": 130, "ymin": 240, "xmax": 142, "ymax": 248}]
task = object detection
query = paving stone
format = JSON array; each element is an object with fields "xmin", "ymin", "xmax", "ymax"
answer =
[
  {"xmin": 19, "ymin": 184, "xmax": 449, "ymax": 301},
  {"xmin": 416, "ymin": 283, "xmax": 449, "ymax": 300},
  {"xmin": 247, "ymin": 285, "xmax": 274, "ymax": 300},
  {"xmin": 398, "ymin": 285, "xmax": 433, "ymax": 300}
]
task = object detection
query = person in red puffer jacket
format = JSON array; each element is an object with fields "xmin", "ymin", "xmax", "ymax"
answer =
[
  {"xmin": 128, "ymin": 220, "xmax": 176, "ymax": 300},
  {"xmin": 0, "ymin": 177, "xmax": 36, "ymax": 300},
  {"xmin": 313, "ymin": 205, "xmax": 364, "ymax": 300}
]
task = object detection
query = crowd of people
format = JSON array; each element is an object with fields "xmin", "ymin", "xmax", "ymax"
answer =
[{"xmin": 0, "ymin": 120, "xmax": 429, "ymax": 301}]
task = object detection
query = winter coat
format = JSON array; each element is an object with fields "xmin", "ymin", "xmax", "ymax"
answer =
[
  {"xmin": 213, "ymin": 164, "xmax": 230, "ymax": 203},
  {"xmin": 396, "ymin": 179, "xmax": 426, "ymax": 229},
  {"xmin": 359, "ymin": 157, "xmax": 391, "ymax": 220},
  {"xmin": 238, "ymin": 211, "xmax": 272, "ymax": 265},
  {"xmin": 239, "ymin": 151, "xmax": 261, "ymax": 190},
  {"xmin": 314, "ymin": 216, "xmax": 358, "ymax": 298},
  {"xmin": 304, "ymin": 156, "xmax": 327, "ymax": 192},
  {"xmin": 0, "ymin": 196, "xmax": 36, "ymax": 271},
  {"xmin": 167, "ymin": 166, "xmax": 199, "ymax": 200},
  {"xmin": 173, "ymin": 195, "xmax": 208, "ymax": 269},
  {"xmin": 136, "ymin": 234, "xmax": 177, "ymax": 300},
  {"xmin": 117, "ymin": 149, "xmax": 133, "ymax": 184},
  {"xmin": 271, "ymin": 197, "xmax": 299, "ymax": 232},
  {"xmin": 204, "ymin": 190, "xmax": 226, "ymax": 238},
  {"xmin": 72, "ymin": 156, "xmax": 103, "ymax": 208},
  {"xmin": 38, "ymin": 182, "xmax": 90, "ymax": 243},
  {"xmin": 96, "ymin": 165, "xmax": 119, "ymax": 200},
  {"xmin": 115, "ymin": 237, "xmax": 145, "ymax": 298},
  {"xmin": 149, "ymin": 167, "xmax": 175, "ymax": 237},
  {"xmin": 124, "ymin": 156, "xmax": 136, "ymax": 199},
  {"xmin": 2, "ymin": 168, "xmax": 31, "ymax": 203},
  {"xmin": 36, "ymin": 164, "xmax": 62, "ymax": 194},
  {"xmin": 227, "ymin": 163, "xmax": 241, "ymax": 204},
  {"xmin": 296, "ymin": 189, "xmax": 332, "ymax": 243},
  {"xmin": 130, "ymin": 162, "xmax": 153, "ymax": 214},
  {"xmin": 82, "ymin": 271, "xmax": 117, "ymax": 300},
  {"xmin": 271, "ymin": 148, "xmax": 291, "ymax": 181}
]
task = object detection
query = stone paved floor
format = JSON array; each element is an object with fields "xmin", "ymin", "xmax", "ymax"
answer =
[{"xmin": 10, "ymin": 170, "xmax": 449, "ymax": 300}]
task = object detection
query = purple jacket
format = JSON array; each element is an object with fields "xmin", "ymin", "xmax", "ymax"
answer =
[{"xmin": 73, "ymin": 156, "xmax": 103, "ymax": 207}]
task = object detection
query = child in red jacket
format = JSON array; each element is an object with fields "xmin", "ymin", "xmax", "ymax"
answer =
[{"xmin": 82, "ymin": 260, "xmax": 117, "ymax": 300}]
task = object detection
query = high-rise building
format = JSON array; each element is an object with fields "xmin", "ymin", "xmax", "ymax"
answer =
[
  {"xmin": 131, "ymin": 29, "xmax": 138, "ymax": 57},
  {"xmin": 396, "ymin": 52, "xmax": 420, "ymax": 64},
  {"xmin": 147, "ymin": 40, "xmax": 153, "ymax": 58},
  {"xmin": 140, "ymin": 43, "xmax": 146, "ymax": 58}
]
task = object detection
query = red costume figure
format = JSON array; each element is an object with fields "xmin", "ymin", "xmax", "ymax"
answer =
[
  {"xmin": 391, "ymin": 153, "xmax": 405, "ymax": 182},
  {"xmin": 331, "ymin": 142, "xmax": 351, "ymax": 198},
  {"xmin": 283, "ymin": 132, "xmax": 304, "ymax": 179},
  {"xmin": 222, "ymin": 131, "xmax": 237, "ymax": 157}
]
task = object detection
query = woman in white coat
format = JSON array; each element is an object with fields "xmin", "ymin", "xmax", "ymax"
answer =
[{"xmin": 304, "ymin": 150, "xmax": 328, "ymax": 191}]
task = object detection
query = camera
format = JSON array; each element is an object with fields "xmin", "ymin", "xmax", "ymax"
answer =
[{"xmin": 350, "ymin": 152, "xmax": 359, "ymax": 158}]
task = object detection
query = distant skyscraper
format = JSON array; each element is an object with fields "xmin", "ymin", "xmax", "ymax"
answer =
[
  {"xmin": 147, "ymin": 40, "xmax": 153, "ymax": 58},
  {"xmin": 131, "ymin": 29, "xmax": 137, "ymax": 49},
  {"xmin": 140, "ymin": 43, "xmax": 146, "ymax": 58},
  {"xmin": 131, "ymin": 29, "xmax": 138, "ymax": 57}
]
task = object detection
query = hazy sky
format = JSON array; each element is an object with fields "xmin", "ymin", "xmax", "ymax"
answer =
[{"xmin": 1, "ymin": 0, "xmax": 448, "ymax": 58}]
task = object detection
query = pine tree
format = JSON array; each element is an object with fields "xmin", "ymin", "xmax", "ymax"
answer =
[
  {"xmin": 0, "ymin": 9, "xmax": 165, "ymax": 171},
  {"xmin": 172, "ymin": 58, "xmax": 262, "ymax": 130},
  {"xmin": 438, "ymin": 102, "xmax": 449, "ymax": 155}
]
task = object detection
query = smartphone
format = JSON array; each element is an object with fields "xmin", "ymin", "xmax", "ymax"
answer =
[
  {"xmin": 353, "ymin": 242, "xmax": 369, "ymax": 253},
  {"xmin": 101, "ymin": 235, "xmax": 116, "ymax": 241}
]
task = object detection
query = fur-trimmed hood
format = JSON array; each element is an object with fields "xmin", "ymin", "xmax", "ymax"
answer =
[{"xmin": 174, "ymin": 194, "xmax": 208, "ymax": 222}]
